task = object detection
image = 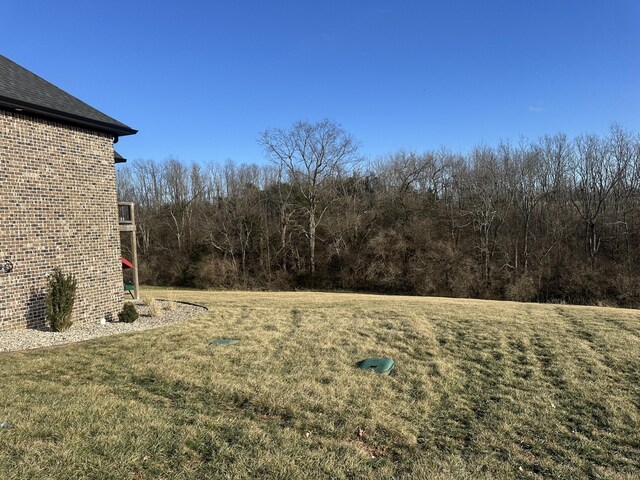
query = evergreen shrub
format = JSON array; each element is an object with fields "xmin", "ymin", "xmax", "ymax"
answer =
[
  {"xmin": 46, "ymin": 268, "xmax": 77, "ymax": 332},
  {"xmin": 119, "ymin": 302, "xmax": 139, "ymax": 323}
]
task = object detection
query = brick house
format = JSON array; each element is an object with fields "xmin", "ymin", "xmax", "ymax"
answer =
[{"xmin": 0, "ymin": 54, "xmax": 137, "ymax": 331}]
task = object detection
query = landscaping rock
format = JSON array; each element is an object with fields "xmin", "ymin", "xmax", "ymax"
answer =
[{"xmin": 0, "ymin": 300, "xmax": 206, "ymax": 353}]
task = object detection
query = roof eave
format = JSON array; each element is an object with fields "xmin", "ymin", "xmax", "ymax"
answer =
[
  {"xmin": 114, "ymin": 150, "xmax": 127, "ymax": 164},
  {"xmin": 0, "ymin": 96, "xmax": 137, "ymax": 137}
]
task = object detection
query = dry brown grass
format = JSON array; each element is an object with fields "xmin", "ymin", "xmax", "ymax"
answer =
[
  {"xmin": 0, "ymin": 288, "xmax": 638, "ymax": 479},
  {"xmin": 141, "ymin": 294, "xmax": 163, "ymax": 317},
  {"xmin": 140, "ymin": 293, "xmax": 154, "ymax": 306}
]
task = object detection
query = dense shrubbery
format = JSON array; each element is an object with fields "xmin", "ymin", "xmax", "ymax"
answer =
[
  {"xmin": 46, "ymin": 268, "xmax": 77, "ymax": 332},
  {"xmin": 118, "ymin": 124, "xmax": 640, "ymax": 307}
]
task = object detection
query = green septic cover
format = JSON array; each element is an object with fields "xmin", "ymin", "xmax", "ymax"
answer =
[
  {"xmin": 210, "ymin": 338, "xmax": 239, "ymax": 346},
  {"xmin": 358, "ymin": 357, "xmax": 396, "ymax": 374}
]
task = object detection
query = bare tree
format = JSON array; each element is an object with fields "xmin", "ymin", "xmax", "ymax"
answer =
[
  {"xmin": 569, "ymin": 133, "xmax": 628, "ymax": 266},
  {"xmin": 509, "ymin": 140, "xmax": 550, "ymax": 272},
  {"xmin": 259, "ymin": 119, "xmax": 360, "ymax": 275},
  {"xmin": 606, "ymin": 124, "xmax": 639, "ymax": 270},
  {"xmin": 462, "ymin": 145, "xmax": 514, "ymax": 284}
]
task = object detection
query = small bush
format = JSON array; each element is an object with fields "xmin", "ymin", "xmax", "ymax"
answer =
[
  {"xmin": 46, "ymin": 268, "xmax": 77, "ymax": 332},
  {"xmin": 148, "ymin": 299, "xmax": 163, "ymax": 317},
  {"xmin": 141, "ymin": 295, "xmax": 154, "ymax": 306},
  {"xmin": 164, "ymin": 300, "xmax": 177, "ymax": 312},
  {"xmin": 118, "ymin": 302, "xmax": 139, "ymax": 323},
  {"xmin": 140, "ymin": 295, "xmax": 163, "ymax": 317}
]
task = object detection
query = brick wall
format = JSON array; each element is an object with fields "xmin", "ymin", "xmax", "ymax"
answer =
[{"xmin": 0, "ymin": 109, "xmax": 123, "ymax": 331}]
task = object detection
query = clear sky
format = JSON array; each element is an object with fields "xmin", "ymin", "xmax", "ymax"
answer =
[{"xmin": 2, "ymin": 1, "xmax": 639, "ymax": 164}]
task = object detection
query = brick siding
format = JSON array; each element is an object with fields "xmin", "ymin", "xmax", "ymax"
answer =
[{"xmin": 0, "ymin": 109, "xmax": 123, "ymax": 331}]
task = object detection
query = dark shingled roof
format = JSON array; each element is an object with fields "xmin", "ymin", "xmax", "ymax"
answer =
[
  {"xmin": 0, "ymin": 54, "xmax": 136, "ymax": 137},
  {"xmin": 114, "ymin": 150, "xmax": 127, "ymax": 163}
]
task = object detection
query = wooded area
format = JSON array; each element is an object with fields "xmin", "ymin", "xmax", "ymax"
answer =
[{"xmin": 117, "ymin": 121, "xmax": 640, "ymax": 307}]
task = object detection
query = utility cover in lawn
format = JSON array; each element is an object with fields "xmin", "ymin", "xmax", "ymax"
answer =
[{"xmin": 357, "ymin": 357, "xmax": 396, "ymax": 374}]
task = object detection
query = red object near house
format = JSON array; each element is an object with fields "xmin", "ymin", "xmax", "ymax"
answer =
[{"xmin": 121, "ymin": 257, "xmax": 133, "ymax": 269}]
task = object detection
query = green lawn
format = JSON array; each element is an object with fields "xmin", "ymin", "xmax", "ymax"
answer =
[{"xmin": 1, "ymin": 290, "xmax": 639, "ymax": 479}]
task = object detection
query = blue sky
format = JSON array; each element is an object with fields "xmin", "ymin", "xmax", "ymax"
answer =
[{"xmin": 2, "ymin": 1, "xmax": 639, "ymax": 164}]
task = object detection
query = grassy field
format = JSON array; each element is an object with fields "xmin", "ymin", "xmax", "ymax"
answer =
[{"xmin": 1, "ymin": 290, "xmax": 639, "ymax": 479}]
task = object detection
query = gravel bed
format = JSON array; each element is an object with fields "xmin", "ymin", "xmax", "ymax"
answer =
[{"xmin": 0, "ymin": 300, "xmax": 207, "ymax": 353}]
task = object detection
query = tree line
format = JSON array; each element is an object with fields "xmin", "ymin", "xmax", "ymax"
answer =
[{"xmin": 117, "ymin": 120, "xmax": 640, "ymax": 307}]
